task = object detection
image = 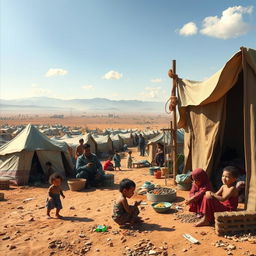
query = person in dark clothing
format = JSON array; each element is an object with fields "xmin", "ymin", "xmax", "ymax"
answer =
[
  {"xmin": 155, "ymin": 143, "xmax": 165, "ymax": 167},
  {"xmin": 138, "ymin": 134, "xmax": 146, "ymax": 156},
  {"xmin": 76, "ymin": 144, "xmax": 105, "ymax": 187}
]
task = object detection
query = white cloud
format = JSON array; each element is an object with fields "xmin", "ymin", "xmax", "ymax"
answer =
[
  {"xmin": 81, "ymin": 85, "xmax": 94, "ymax": 90},
  {"xmin": 141, "ymin": 87, "xmax": 165, "ymax": 100},
  {"xmin": 200, "ymin": 5, "xmax": 253, "ymax": 39},
  {"xmin": 178, "ymin": 22, "xmax": 198, "ymax": 36},
  {"xmin": 151, "ymin": 78, "xmax": 163, "ymax": 83},
  {"xmin": 102, "ymin": 70, "xmax": 123, "ymax": 80},
  {"xmin": 31, "ymin": 83, "xmax": 39, "ymax": 88},
  {"xmin": 45, "ymin": 68, "xmax": 68, "ymax": 77}
]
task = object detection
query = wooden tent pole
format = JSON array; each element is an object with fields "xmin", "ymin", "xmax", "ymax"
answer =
[{"xmin": 171, "ymin": 60, "xmax": 178, "ymax": 184}]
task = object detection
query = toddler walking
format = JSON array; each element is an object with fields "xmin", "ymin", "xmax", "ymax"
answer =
[
  {"xmin": 113, "ymin": 151, "xmax": 121, "ymax": 171},
  {"xmin": 46, "ymin": 173, "xmax": 65, "ymax": 219},
  {"xmin": 127, "ymin": 151, "xmax": 133, "ymax": 169}
]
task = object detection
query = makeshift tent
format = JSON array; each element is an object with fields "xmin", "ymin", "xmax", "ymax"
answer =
[
  {"xmin": 110, "ymin": 134, "xmax": 124, "ymax": 151},
  {"xmin": 177, "ymin": 47, "xmax": 256, "ymax": 210},
  {"xmin": 53, "ymin": 133, "xmax": 97, "ymax": 156},
  {"xmin": 93, "ymin": 135, "xmax": 113, "ymax": 154},
  {"xmin": 147, "ymin": 130, "xmax": 184, "ymax": 163},
  {"xmin": 0, "ymin": 124, "xmax": 74, "ymax": 185},
  {"xmin": 119, "ymin": 133, "xmax": 134, "ymax": 147}
]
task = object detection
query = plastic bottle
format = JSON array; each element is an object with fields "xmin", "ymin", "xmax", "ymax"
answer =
[{"xmin": 95, "ymin": 225, "xmax": 108, "ymax": 232}]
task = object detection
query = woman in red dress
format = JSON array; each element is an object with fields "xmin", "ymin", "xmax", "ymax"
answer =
[{"xmin": 195, "ymin": 166, "xmax": 239, "ymax": 226}]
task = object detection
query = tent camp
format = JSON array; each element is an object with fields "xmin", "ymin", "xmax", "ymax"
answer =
[
  {"xmin": 176, "ymin": 47, "xmax": 256, "ymax": 210},
  {"xmin": 0, "ymin": 124, "xmax": 74, "ymax": 185},
  {"xmin": 147, "ymin": 130, "xmax": 184, "ymax": 163},
  {"xmin": 110, "ymin": 134, "xmax": 124, "ymax": 151},
  {"xmin": 92, "ymin": 135, "xmax": 114, "ymax": 155}
]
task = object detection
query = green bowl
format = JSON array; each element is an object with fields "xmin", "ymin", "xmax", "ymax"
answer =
[{"xmin": 151, "ymin": 202, "xmax": 172, "ymax": 213}]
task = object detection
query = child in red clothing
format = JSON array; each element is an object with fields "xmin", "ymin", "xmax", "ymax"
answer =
[
  {"xmin": 195, "ymin": 166, "xmax": 239, "ymax": 227},
  {"xmin": 103, "ymin": 156, "xmax": 114, "ymax": 171},
  {"xmin": 185, "ymin": 168, "xmax": 212, "ymax": 217}
]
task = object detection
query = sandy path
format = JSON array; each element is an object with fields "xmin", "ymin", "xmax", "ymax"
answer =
[{"xmin": 0, "ymin": 149, "xmax": 255, "ymax": 256}]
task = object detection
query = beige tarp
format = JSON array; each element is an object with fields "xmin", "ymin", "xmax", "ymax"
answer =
[{"xmin": 177, "ymin": 47, "xmax": 256, "ymax": 210}]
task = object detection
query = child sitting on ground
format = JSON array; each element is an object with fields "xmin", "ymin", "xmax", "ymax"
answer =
[
  {"xmin": 103, "ymin": 156, "xmax": 114, "ymax": 171},
  {"xmin": 185, "ymin": 168, "xmax": 212, "ymax": 217},
  {"xmin": 195, "ymin": 166, "xmax": 239, "ymax": 227},
  {"xmin": 46, "ymin": 173, "xmax": 65, "ymax": 219},
  {"xmin": 113, "ymin": 151, "xmax": 121, "ymax": 171},
  {"xmin": 127, "ymin": 151, "xmax": 133, "ymax": 169},
  {"xmin": 112, "ymin": 178, "xmax": 142, "ymax": 227}
]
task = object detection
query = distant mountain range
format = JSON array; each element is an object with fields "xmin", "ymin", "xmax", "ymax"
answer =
[{"xmin": 0, "ymin": 97, "xmax": 166, "ymax": 114}]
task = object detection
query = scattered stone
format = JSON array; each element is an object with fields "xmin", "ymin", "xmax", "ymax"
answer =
[
  {"xmin": 29, "ymin": 217, "xmax": 35, "ymax": 222},
  {"xmin": 79, "ymin": 233, "xmax": 85, "ymax": 238},
  {"xmin": 149, "ymin": 250, "xmax": 157, "ymax": 255},
  {"xmin": 2, "ymin": 236, "xmax": 10, "ymax": 240},
  {"xmin": 9, "ymin": 245, "xmax": 16, "ymax": 250},
  {"xmin": 0, "ymin": 232, "xmax": 7, "ymax": 236},
  {"xmin": 24, "ymin": 237, "xmax": 30, "ymax": 241},
  {"xmin": 227, "ymin": 252, "xmax": 233, "ymax": 256},
  {"xmin": 226, "ymin": 244, "xmax": 236, "ymax": 250},
  {"xmin": 108, "ymin": 242, "xmax": 114, "ymax": 247},
  {"xmin": 70, "ymin": 206, "xmax": 75, "ymax": 210},
  {"xmin": 175, "ymin": 213, "xmax": 198, "ymax": 223},
  {"xmin": 95, "ymin": 248, "xmax": 100, "ymax": 252},
  {"xmin": 182, "ymin": 248, "xmax": 187, "ymax": 252},
  {"xmin": 200, "ymin": 231, "xmax": 207, "ymax": 236},
  {"xmin": 17, "ymin": 206, "xmax": 24, "ymax": 210},
  {"xmin": 86, "ymin": 208, "xmax": 91, "ymax": 210}
]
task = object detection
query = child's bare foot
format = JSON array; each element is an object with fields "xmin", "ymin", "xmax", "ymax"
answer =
[
  {"xmin": 47, "ymin": 214, "xmax": 52, "ymax": 219},
  {"xmin": 55, "ymin": 214, "xmax": 63, "ymax": 219},
  {"xmin": 194, "ymin": 216, "xmax": 210, "ymax": 227}
]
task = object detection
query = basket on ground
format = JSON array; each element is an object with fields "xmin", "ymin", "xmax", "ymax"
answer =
[
  {"xmin": 147, "ymin": 187, "xmax": 176, "ymax": 202},
  {"xmin": 67, "ymin": 178, "xmax": 86, "ymax": 191},
  {"xmin": 151, "ymin": 202, "xmax": 172, "ymax": 213}
]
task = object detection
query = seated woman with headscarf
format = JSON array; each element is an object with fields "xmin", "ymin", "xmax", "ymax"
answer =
[{"xmin": 185, "ymin": 168, "xmax": 213, "ymax": 217}]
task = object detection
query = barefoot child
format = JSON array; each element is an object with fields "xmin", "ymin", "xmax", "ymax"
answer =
[
  {"xmin": 185, "ymin": 168, "xmax": 212, "ymax": 217},
  {"xmin": 46, "ymin": 173, "xmax": 65, "ymax": 218},
  {"xmin": 127, "ymin": 151, "xmax": 133, "ymax": 169},
  {"xmin": 113, "ymin": 151, "xmax": 121, "ymax": 171},
  {"xmin": 112, "ymin": 179, "xmax": 142, "ymax": 227},
  {"xmin": 195, "ymin": 166, "xmax": 239, "ymax": 226}
]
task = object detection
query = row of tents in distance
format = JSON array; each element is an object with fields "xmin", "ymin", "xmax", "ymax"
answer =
[{"xmin": 0, "ymin": 124, "xmax": 184, "ymax": 185}]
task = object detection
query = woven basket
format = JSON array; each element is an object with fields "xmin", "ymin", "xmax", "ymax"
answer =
[
  {"xmin": 67, "ymin": 178, "xmax": 86, "ymax": 191},
  {"xmin": 0, "ymin": 193, "xmax": 4, "ymax": 201},
  {"xmin": 0, "ymin": 177, "xmax": 10, "ymax": 190}
]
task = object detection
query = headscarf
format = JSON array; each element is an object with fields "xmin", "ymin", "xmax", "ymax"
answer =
[{"xmin": 189, "ymin": 168, "xmax": 212, "ymax": 201}]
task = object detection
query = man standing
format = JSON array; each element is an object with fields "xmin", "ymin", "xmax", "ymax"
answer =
[
  {"xmin": 76, "ymin": 144, "xmax": 105, "ymax": 187},
  {"xmin": 138, "ymin": 134, "xmax": 146, "ymax": 156},
  {"xmin": 75, "ymin": 138, "xmax": 84, "ymax": 159}
]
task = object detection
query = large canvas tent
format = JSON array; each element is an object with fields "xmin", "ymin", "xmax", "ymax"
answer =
[
  {"xmin": 177, "ymin": 47, "xmax": 256, "ymax": 210},
  {"xmin": 0, "ymin": 124, "xmax": 73, "ymax": 185}
]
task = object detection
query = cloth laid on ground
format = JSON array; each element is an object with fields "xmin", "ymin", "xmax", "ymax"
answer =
[{"xmin": 175, "ymin": 172, "xmax": 192, "ymax": 184}]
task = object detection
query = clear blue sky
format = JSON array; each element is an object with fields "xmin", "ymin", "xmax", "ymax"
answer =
[{"xmin": 0, "ymin": 0, "xmax": 255, "ymax": 101}]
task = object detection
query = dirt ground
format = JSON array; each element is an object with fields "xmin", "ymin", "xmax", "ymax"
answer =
[
  {"xmin": 0, "ymin": 115, "xmax": 169, "ymax": 130},
  {"xmin": 0, "ymin": 149, "xmax": 255, "ymax": 256}
]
